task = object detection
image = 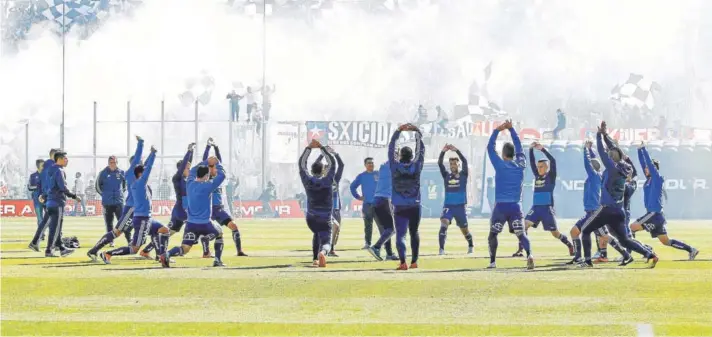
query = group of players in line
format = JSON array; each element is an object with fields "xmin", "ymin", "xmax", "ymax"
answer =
[{"xmin": 27, "ymin": 120, "xmax": 699, "ymax": 269}]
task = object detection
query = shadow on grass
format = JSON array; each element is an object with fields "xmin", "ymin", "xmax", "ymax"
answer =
[
  {"xmin": 102, "ymin": 266, "xmax": 193, "ymax": 271},
  {"xmin": 0, "ymin": 240, "xmax": 28, "ymax": 243},
  {"xmin": 291, "ymin": 248, "xmax": 365, "ymax": 253},
  {"xmin": 224, "ymin": 264, "xmax": 294, "ymax": 270},
  {"xmin": 280, "ymin": 268, "xmax": 389, "ymax": 273}
]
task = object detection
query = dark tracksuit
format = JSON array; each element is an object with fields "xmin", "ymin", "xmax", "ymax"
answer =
[
  {"xmin": 45, "ymin": 163, "xmax": 78, "ymax": 253},
  {"xmin": 388, "ymin": 129, "xmax": 425, "ymax": 265},
  {"xmin": 350, "ymin": 170, "xmax": 378, "ymax": 245},
  {"xmin": 525, "ymin": 148, "xmax": 558, "ymax": 231},
  {"xmin": 437, "ymin": 149, "xmax": 470, "ymax": 250},
  {"xmin": 299, "ymin": 146, "xmax": 336, "ymax": 260},
  {"xmin": 28, "ymin": 171, "xmax": 43, "ymax": 228},
  {"xmin": 168, "ymin": 148, "xmax": 193, "ymax": 232},
  {"xmin": 579, "ymin": 133, "xmax": 655, "ymax": 261},
  {"xmin": 30, "ymin": 158, "xmax": 55, "ymax": 246},
  {"xmin": 96, "ymin": 166, "xmax": 126, "ymax": 233}
]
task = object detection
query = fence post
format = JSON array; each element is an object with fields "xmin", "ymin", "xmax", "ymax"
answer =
[
  {"xmin": 25, "ymin": 122, "xmax": 29, "ymax": 185},
  {"xmin": 93, "ymin": 101, "xmax": 97, "ymax": 175},
  {"xmin": 228, "ymin": 119, "xmax": 233, "ymax": 178},
  {"xmin": 126, "ymin": 101, "xmax": 131, "ymax": 158},
  {"xmin": 161, "ymin": 100, "xmax": 165, "ymax": 174},
  {"xmin": 194, "ymin": 100, "xmax": 199, "ymax": 148}
]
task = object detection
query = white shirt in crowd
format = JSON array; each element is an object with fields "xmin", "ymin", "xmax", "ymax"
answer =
[{"xmin": 74, "ymin": 178, "xmax": 85, "ymax": 196}]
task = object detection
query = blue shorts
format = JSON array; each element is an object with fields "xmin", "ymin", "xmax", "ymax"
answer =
[
  {"xmin": 441, "ymin": 204, "xmax": 468, "ymax": 228},
  {"xmin": 168, "ymin": 205, "xmax": 188, "ymax": 232},
  {"xmin": 131, "ymin": 216, "xmax": 163, "ymax": 247},
  {"xmin": 211, "ymin": 205, "xmax": 232, "ymax": 226},
  {"xmin": 182, "ymin": 222, "xmax": 223, "ymax": 246},
  {"xmin": 525, "ymin": 205, "xmax": 557, "ymax": 231},
  {"xmin": 636, "ymin": 212, "xmax": 667, "ymax": 238},
  {"xmin": 490, "ymin": 202, "xmax": 524, "ymax": 234},
  {"xmin": 575, "ymin": 210, "xmax": 609, "ymax": 236},
  {"xmin": 115, "ymin": 206, "xmax": 134, "ymax": 233}
]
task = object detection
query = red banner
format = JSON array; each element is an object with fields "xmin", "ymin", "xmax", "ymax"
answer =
[{"xmin": 0, "ymin": 199, "xmax": 306, "ymax": 218}]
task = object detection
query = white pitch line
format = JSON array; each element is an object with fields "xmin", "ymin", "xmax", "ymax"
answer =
[{"xmin": 637, "ymin": 323, "xmax": 654, "ymax": 337}]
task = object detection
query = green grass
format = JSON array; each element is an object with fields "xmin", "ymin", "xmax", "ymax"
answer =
[{"xmin": 2, "ymin": 216, "xmax": 711, "ymax": 336}]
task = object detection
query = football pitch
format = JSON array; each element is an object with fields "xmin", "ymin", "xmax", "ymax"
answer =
[{"xmin": 1, "ymin": 217, "xmax": 711, "ymax": 337}]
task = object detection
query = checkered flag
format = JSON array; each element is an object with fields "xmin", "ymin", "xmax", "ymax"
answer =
[
  {"xmin": 179, "ymin": 71, "xmax": 216, "ymax": 107},
  {"xmin": 38, "ymin": 0, "xmax": 95, "ymax": 33},
  {"xmin": 610, "ymin": 73, "xmax": 662, "ymax": 110},
  {"xmin": 463, "ymin": 61, "xmax": 505, "ymax": 122}
]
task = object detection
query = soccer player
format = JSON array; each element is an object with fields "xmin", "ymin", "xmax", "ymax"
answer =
[
  {"xmin": 165, "ymin": 157, "xmax": 227, "ymax": 268},
  {"xmin": 316, "ymin": 150, "xmax": 344, "ymax": 256},
  {"xmin": 629, "ymin": 142, "xmax": 699, "ymax": 260},
  {"xmin": 201, "ymin": 138, "xmax": 247, "ymax": 257},
  {"xmin": 578, "ymin": 122, "xmax": 658, "ymax": 268},
  {"xmin": 486, "ymin": 120, "xmax": 534, "ymax": 270},
  {"xmin": 350, "ymin": 157, "xmax": 378, "ymax": 249},
  {"xmin": 298, "ymin": 139, "xmax": 336, "ymax": 267},
  {"xmin": 517, "ymin": 142, "xmax": 573, "ymax": 256},
  {"xmin": 388, "ymin": 123, "xmax": 425, "ymax": 270},
  {"xmin": 43, "ymin": 150, "xmax": 79, "ymax": 257},
  {"xmin": 87, "ymin": 136, "xmax": 144, "ymax": 261},
  {"xmin": 437, "ymin": 144, "xmax": 474, "ymax": 255},
  {"xmin": 95, "ymin": 156, "xmax": 127, "ymax": 242},
  {"xmin": 29, "ymin": 149, "xmax": 59, "ymax": 251},
  {"xmin": 140, "ymin": 143, "xmax": 195, "ymax": 259},
  {"xmin": 100, "ymin": 145, "xmax": 171, "ymax": 264},
  {"xmin": 27, "ymin": 159, "xmax": 44, "ymax": 237},
  {"xmin": 366, "ymin": 161, "xmax": 398, "ymax": 261}
]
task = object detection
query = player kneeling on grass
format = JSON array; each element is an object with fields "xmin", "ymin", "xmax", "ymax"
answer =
[
  {"xmin": 513, "ymin": 142, "xmax": 573, "ymax": 257},
  {"xmin": 629, "ymin": 142, "xmax": 699, "ymax": 261},
  {"xmin": 165, "ymin": 157, "xmax": 227, "ymax": 268},
  {"xmin": 100, "ymin": 146, "xmax": 171, "ymax": 264},
  {"xmin": 437, "ymin": 144, "xmax": 474, "ymax": 255},
  {"xmin": 299, "ymin": 140, "xmax": 336, "ymax": 268}
]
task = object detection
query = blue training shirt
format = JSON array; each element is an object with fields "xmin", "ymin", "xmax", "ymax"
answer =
[
  {"xmin": 438, "ymin": 149, "xmax": 468, "ymax": 206},
  {"xmin": 487, "ymin": 128, "xmax": 526, "ymax": 204},
  {"xmin": 582, "ymin": 147, "xmax": 602, "ymax": 211},
  {"xmin": 530, "ymin": 147, "xmax": 556, "ymax": 206},
  {"xmin": 374, "ymin": 162, "xmax": 392, "ymax": 199},
  {"xmin": 131, "ymin": 151, "xmax": 156, "ymax": 217},
  {"xmin": 125, "ymin": 139, "xmax": 145, "ymax": 207},
  {"xmin": 350, "ymin": 171, "xmax": 378, "ymax": 204},
  {"xmin": 597, "ymin": 132, "xmax": 630, "ymax": 208},
  {"xmin": 39, "ymin": 158, "xmax": 55, "ymax": 200},
  {"xmin": 299, "ymin": 147, "xmax": 336, "ymax": 218},
  {"xmin": 187, "ymin": 161, "xmax": 225, "ymax": 223},
  {"xmin": 96, "ymin": 166, "xmax": 126, "ymax": 206},
  {"xmin": 28, "ymin": 172, "xmax": 42, "ymax": 203},
  {"xmin": 638, "ymin": 147, "xmax": 664, "ymax": 213},
  {"xmin": 46, "ymin": 164, "xmax": 72, "ymax": 208},
  {"xmin": 202, "ymin": 145, "xmax": 227, "ymax": 207},
  {"xmin": 388, "ymin": 129, "xmax": 425, "ymax": 207}
]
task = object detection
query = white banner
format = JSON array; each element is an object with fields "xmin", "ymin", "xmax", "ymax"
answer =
[{"xmin": 269, "ymin": 122, "xmax": 299, "ymax": 164}]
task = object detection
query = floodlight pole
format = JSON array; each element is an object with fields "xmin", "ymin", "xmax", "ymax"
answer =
[{"xmin": 60, "ymin": 3, "xmax": 66, "ymax": 149}]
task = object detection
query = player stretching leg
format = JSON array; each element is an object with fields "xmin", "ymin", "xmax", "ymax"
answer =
[
  {"xmin": 200, "ymin": 139, "xmax": 247, "ymax": 257},
  {"xmin": 298, "ymin": 140, "xmax": 336, "ymax": 267},
  {"xmin": 487, "ymin": 120, "xmax": 534, "ymax": 270},
  {"xmin": 568, "ymin": 141, "xmax": 603, "ymax": 264},
  {"xmin": 629, "ymin": 142, "xmax": 699, "ymax": 260},
  {"xmin": 389, "ymin": 123, "xmax": 425, "ymax": 270},
  {"xmin": 517, "ymin": 142, "xmax": 573, "ymax": 256},
  {"xmin": 141, "ymin": 143, "xmax": 194, "ymax": 260},
  {"xmin": 165, "ymin": 157, "xmax": 227, "ymax": 267},
  {"xmin": 100, "ymin": 146, "xmax": 171, "ymax": 264},
  {"xmin": 87, "ymin": 137, "xmax": 144, "ymax": 261},
  {"xmin": 366, "ymin": 161, "xmax": 398, "ymax": 261},
  {"xmin": 350, "ymin": 158, "xmax": 379, "ymax": 250},
  {"xmin": 437, "ymin": 144, "xmax": 474, "ymax": 255},
  {"xmin": 316, "ymin": 151, "xmax": 344, "ymax": 256},
  {"xmin": 578, "ymin": 122, "xmax": 658, "ymax": 268}
]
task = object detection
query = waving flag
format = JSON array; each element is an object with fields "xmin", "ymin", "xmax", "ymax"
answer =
[
  {"xmin": 39, "ymin": 0, "xmax": 95, "ymax": 33},
  {"xmin": 610, "ymin": 73, "xmax": 662, "ymax": 110}
]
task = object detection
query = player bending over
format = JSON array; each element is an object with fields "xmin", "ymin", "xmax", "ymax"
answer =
[
  {"xmin": 165, "ymin": 157, "xmax": 227, "ymax": 267},
  {"xmin": 577, "ymin": 122, "xmax": 658, "ymax": 268},
  {"xmin": 629, "ymin": 142, "xmax": 699, "ymax": 260},
  {"xmin": 437, "ymin": 144, "xmax": 474, "ymax": 255},
  {"xmin": 298, "ymin": 139, "xmax": 336, "ymax": 267},
  {"xmin": 100, "ymin": 146, "xmax": 171, "ymax": 264},
  {"xmin": 389, "ymin": 123, "xmax": 425, "ymax": 270},
  {"xmin": 487, "ymin": 120, "xmax": 534, "ymax": 270}
]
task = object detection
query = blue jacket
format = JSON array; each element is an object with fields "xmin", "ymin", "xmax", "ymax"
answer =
[
  {"xmin": 28, "ymin": 172, "xmax": 42, "ymax": 203},
  {"xmin": 96, "ymin": 166, "xmax": 126, "ymax": 206},
  {"xmin": 125, "ymin": 139, "xmax": 144, "ymax": 207},
  {"xmin": 583, "ymin": 147, "xmax": 602, "ymax": 211},
  {"xmin": 350, "ymin": 171, "xmax": 378, "ymax": 204},
  {"xmin": 173, "ymin": 148, "xmax": 193, "ymax": 211},
  {"xmin": 438, "ymin": 149, "xmax": 468, "ymax": 205},
  {"xmin": 46, "ymin": 164, "xmax": 75, "ymax": 208},
  {"xmin": 203, "ymin": 145, "xmax": 226, "ymax": 207},
  {"xmin": 530, "ymin": 148, "xmax": 556, "ymax": 206},
  {"xmin": 388, "ymin": 130, "xmax": 425, "ymax": 207},
  {"xmin": 638, "ymin": 147, "xmax": 664, "ymax": 212},
  {"xmin": 374, "ymin": 162, "xmax": 392, "ymax": 199},
  {"xmin": 597, "ymin": 132, "xmax": 630, "ymax": 208},
  {"xmin": 187, "ymin": 161, "xmax": 226, "ymax": 224},
  {"xmin": 623, "ymin": 157, "xmax": 637, "ymax": 212},
  {"xmin": 299, "ymin": 147, "xmax": 336, "ymax": 217},
  {"xmin": 316, "ymin": 153, "xmax": 344, "ymax": 210},
  {"xmin": 487, "ymin": 128, "xmax": 526, "ymax": 203},
  {"xmin": 131, "ymin": 151, "xmax": 156, "ymax": 217},
  {"xmin": 40, "ymin": 159, "xmax": 55, "ymax": 199}
]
